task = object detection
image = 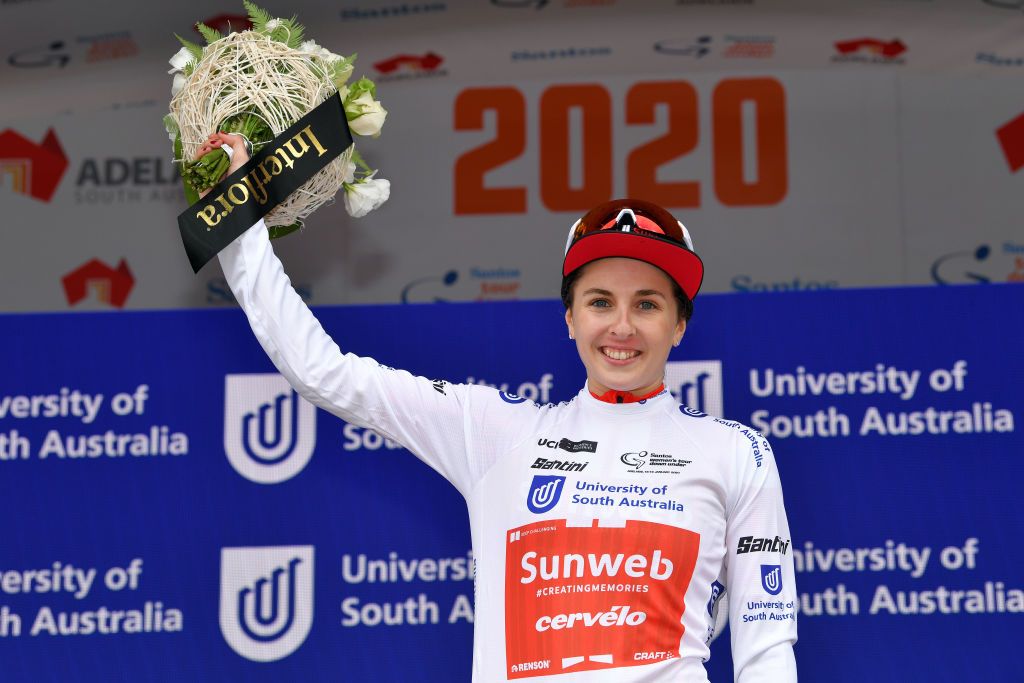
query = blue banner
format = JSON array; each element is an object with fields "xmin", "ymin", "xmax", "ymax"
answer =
[{"xmin": 0, "ymin": 283, "xmax": 1020, "ymax": 681}]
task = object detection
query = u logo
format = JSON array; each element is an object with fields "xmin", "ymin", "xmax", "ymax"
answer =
[
  {"xmin": 220, "ymin": 546, "xmax": 315, "ymax": 662},
  {"xmin": 527, "ymin": 475, "xmax": 565, "ymax": 514},
  {"xmin": 238, "ymin": 556, "xmax": 302, "ymax": 642},
  {"xmin": 242, "ymin": 390, "xmax": 300, "ymax": 465},
  {"xmin": 664, "ymin": 360, "xmax": 724, "ymax": 418},
  {"xmin": 224, "ymin": 374, "xmax": 316, "ymax": 484},
  {"xmin": 761, "ymin": 564, "xmax": 783, "ymax": 596}
]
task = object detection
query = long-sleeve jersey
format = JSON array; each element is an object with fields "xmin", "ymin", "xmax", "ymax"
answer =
[{"xmin": 218, "ymin": 220, "xmax": 798, "ymax": 682}]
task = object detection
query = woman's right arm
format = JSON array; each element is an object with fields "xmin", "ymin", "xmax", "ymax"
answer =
[
  {"xmin": 218, "ymin": 218, "xmax": 485, "ymax": 492},
  {"xmin": 206, "ymin": 132, "xmax": 536, "ymax": 492}
]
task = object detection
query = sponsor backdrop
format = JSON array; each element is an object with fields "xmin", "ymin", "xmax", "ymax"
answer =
[
  {"xmin": 0, "ymin": 282, "xmax": 1020, "ymax": 681},
  {"xmin": 2, "ymin": 0, "xmax": 1024, "ymax": 311}
]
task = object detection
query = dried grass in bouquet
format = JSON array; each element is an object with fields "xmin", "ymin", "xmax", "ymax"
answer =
[{"xmin": 164, "ymin": 1, "xmax": 389, "ymax": 238}]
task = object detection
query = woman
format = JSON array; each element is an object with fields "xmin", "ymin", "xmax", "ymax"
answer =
[{"xmin": 202, "ymin": 132, "xmax": 797, "ymax": 682}]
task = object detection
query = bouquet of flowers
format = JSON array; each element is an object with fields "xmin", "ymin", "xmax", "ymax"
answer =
[{"xmin": 164, "ymin": 1, "xmax": 389, "ymax": 238}]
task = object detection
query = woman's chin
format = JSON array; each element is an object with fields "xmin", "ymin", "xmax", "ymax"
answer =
[{"xmin": 591, "ymin": 374, "xmax": 659, "ymax": 395}]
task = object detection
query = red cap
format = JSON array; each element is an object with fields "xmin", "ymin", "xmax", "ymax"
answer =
[{"xmin": 562, "ymin": 199, "xmax": 704, "ymax": 300}]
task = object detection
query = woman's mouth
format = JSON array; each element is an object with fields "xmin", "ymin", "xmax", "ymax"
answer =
[{"xmin": 602, "ymin": 347, "xmax": 640, "ymax": 361}]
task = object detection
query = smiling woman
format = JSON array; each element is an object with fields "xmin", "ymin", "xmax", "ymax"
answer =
[
  {"xmin": 215, "ymin": 159, "xmax": 797, "ymax": 680},
  {"xmin": 560, "ymin": 199, "xmax": 698, "ymax": 402},
  {"xmin": 565, "ymin": 258, "xmax": 686, "ymax": 398}
]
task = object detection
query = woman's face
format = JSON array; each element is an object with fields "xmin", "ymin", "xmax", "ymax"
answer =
[{"xmin": 565, "ymin": 258, "xmax": 686, "ymax": 396}]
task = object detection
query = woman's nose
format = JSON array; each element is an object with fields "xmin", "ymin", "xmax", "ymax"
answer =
[{"xmin": 609, "ymin": 310, "xmax": 635, "ymax": 337}]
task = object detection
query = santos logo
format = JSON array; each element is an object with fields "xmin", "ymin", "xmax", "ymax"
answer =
[
  {"xmin": 220, "ymin": 546, "xmax": 314, "ymax": 662},
  {"xmin": 224, "ymin": 374, "xmax": 316, "ymax": 484},
  {"xmin": 664, "ymin": 360, "xmax": 723, "ymax": 417}
]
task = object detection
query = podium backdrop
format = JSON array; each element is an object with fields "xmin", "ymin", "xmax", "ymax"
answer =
[
  {"xmin": 3, "ymin": 0, "xmax": 1024, "ymax": 311},
  {"xmin": 0, "ymin": 282, "xmax": 1020, "ymax": 681}
]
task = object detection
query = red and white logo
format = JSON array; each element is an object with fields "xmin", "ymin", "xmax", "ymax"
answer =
[
  {"xmin": 833, "ymin": 38, "xmax": 906, "ymax": 60},
  {"xmin": 0, "ymin": 128, "xmax": 69, "ymax": 202},
  {"xmin": 505, "ymin": 519, "xmax": 699, "ymax": 678},
  {"xmin": 61, "ymin": 259, "xmax": 135, "ymax": 308},
  {"xmin": 997, "ymin": 111, "xmax": 1024, "ymax": 173},
  {"xmin": 373, "ymin": 52, "xmax": 444, "ymax": 74}
]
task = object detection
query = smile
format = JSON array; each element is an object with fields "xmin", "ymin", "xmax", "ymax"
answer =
[{"xmin": 602, "ymin": 347, "xmax": 640, "ymax": 361}]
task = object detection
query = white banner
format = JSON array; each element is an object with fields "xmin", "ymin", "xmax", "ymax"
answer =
[{"xmin": 2, "ymin": 0, "xmax": 1023, "ymax": 311}]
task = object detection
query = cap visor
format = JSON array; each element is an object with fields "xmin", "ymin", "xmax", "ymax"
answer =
[{"xmin": 563, "ymin": 232, "xmax": 704, "ymax": 299}]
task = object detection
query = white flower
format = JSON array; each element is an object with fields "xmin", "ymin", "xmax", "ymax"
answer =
[
  {"xmin": 338, "ymin": 144, "xmax": 357, "ymax": 183},
  {"xmin": 171, "ymin": 72, "xmax": 188, "ymax": 97},
  {"xmin": 332, "ymin": 60, "xmax": 354, "ymax": 88},
  {"xmin": 168, "ymin": 47, "xmax": 194, "ymax": 74},
  {"xmin": 341, "ymin": 159, "xmax": 356, "ymax": 184},
  {"xmin": 347, "ymin": 92, "xmax": 387, "ymax": 137},
  {"xmin": 344, "ymin": 173, "xmax": 390, "ymax": 218},
  {"xmin": 265, "ymin": 18, "xmax": 283, "ymax": 30},
  {"xmin": 301, "ymin": 39, "xmax": 342, "ymax": 66}
]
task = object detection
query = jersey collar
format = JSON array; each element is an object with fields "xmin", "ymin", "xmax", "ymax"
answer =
[
  {"xmin": 578, "ymin": 384, "xmax": 674, "ymax": 415},
  {"xmin": 589, "ymin": 383, "xmax": 666, "ymax": 404}
]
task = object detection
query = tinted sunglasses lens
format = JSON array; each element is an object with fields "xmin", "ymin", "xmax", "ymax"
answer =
[{"xmin": 577, "ymin": 201, "xmax": 683, "ymax": 243}]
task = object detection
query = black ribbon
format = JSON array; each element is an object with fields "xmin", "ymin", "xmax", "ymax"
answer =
[{"xmin": 177, "ymin": 95, "xmax": 353, "ymax": 273}]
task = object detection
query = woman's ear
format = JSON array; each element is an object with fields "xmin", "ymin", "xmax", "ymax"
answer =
[
  {"xmin": 565, "ymin": 308, "xmax": 575, "ymax": 341},
  {"xmin": 673, "ymin": 319, "xmax": 687, "ymax": 347}
]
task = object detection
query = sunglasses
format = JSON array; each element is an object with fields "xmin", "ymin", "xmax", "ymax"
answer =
[{"xmin": 564, "ymin": 199, "xmax": 695, "ymax": 255}]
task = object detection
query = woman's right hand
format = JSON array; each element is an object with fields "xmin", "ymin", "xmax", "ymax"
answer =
[{"xmin": 197, "ymin": 132, "xmax": 251, "ymax": 198}]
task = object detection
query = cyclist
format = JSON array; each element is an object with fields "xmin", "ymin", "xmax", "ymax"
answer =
[{"xmin": 203, "ymin": 131, "xmax": 797, "ymax": 682}]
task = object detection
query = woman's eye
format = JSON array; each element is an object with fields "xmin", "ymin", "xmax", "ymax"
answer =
[
  {"xmin": 638, "ymin": 300, "xmax": 658, "ymax": 310},
  {"xmin": 589, "ymin": 299, "xmax": 611, "ymax": 308}
]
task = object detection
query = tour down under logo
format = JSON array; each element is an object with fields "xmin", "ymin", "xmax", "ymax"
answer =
[
  {"xmin": 224, "ymin": 374, "xmax": 316, "ymax": 484},
  {"xmin": 220, "ymin": 545, "xmax": 314, "ymax": 662}
]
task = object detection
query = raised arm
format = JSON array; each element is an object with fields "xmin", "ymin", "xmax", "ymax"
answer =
[{"xmin": 209, "ymin": 133, "xmax": 490, "ymax": 493}]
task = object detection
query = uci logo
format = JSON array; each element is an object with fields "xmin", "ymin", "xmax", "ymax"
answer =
[
  {"xmin": 220, "ymin": 545, "xmax": 314, "ymax": 662},
  {"xmin": 664, "ymin": 360, "xmax": 723, "ymax": 418},
  {"xmin": 527, "ymin": 475, "xmax": 564, "ymax": 514},
  {"xmin": 224, "ymin": 374, "xmax": 316, "ymax": 484}
]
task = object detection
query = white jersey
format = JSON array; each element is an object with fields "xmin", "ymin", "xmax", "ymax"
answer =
[{"xmin": 219, "ymin": 220, "xmax": 798, "ymax": 682}]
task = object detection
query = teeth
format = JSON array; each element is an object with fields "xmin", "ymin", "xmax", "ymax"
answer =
[{"xmin": 603, "ymin": 348, "xmax": 639, "ymax": 361}]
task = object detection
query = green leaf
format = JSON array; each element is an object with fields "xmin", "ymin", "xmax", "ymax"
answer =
[
  {"xmin": 174, "ymin": 33, "xmax": 204, "ymax": 63},
  {"xmin": 174, "ymin": 134, "xmax": 200, "ymax": 205},
  {"xmin": 195, "ymin": 22, "xmax": 222, "ymax": 44},
  {"xmin": 282, "ymin": 16, "xmax": 305, "ymax": 49},
  {"xmin": 350, "ymin": 146, "xmax": 372, "ymax": 174},
  {"xmin": 330, "ymin": 54, "xmax": 356, "ymax": 88},
  {"xmin": 243, "ymin": 0, "xmax": 273, "ymax": 32},
  {"xmin": 346, "ymin": 76, "xmax": 376, "ymax": 101},
  {"xmin": 163, "ymin": 114, "xmax": 179, "ymax": 140},
  {"xmin": 265, "ymin": 15, "xmax": 305, "ymax": 46},
  {"xmin": 268, "ymin": 222, "xmax": 302, "ymax": 240}
]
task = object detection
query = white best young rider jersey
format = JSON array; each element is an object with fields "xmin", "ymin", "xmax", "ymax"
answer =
[{"xmin": 219, "ymin": 220, "xmax": 798, "ymax": 682}]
